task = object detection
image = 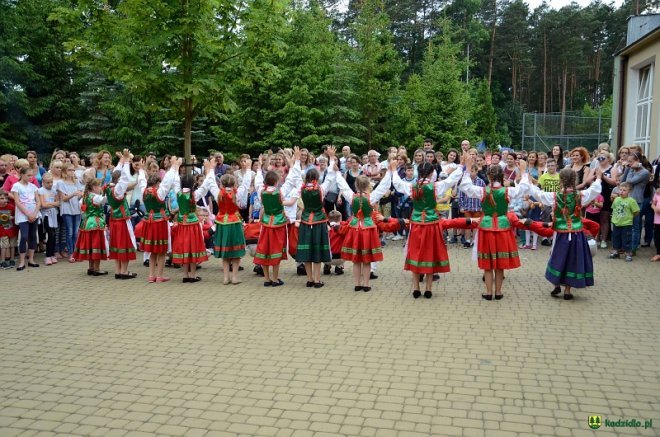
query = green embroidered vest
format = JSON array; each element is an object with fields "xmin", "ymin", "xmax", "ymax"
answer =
[
  {"xmin": 105, "ymin": 185, "xmax": 129, "ymax": 221},
  {"xmin": 176, "ymin": 191, "xmax": 198, "ymax": 224},
  {"xmin": 410, "ymin": 183, "xmax": 439, "ymax": 224},
  {"xmin": 349, "ymin": 195, "xmax": 375, "ymax": 228},
  {"xmin": 553, "ymin": 191, "xmax": 583, "ymax": 232},
  {"xmin": 81, "ymin": 194, "xmax": 105, "ymax": 231},
  {"xmin": 301, "ymin": 184, "xmax": 327, "ymax": 224},
  {"xmin": 260, "ymin": 189, "xmax": 287, "ymax": 227},
  {"xmin": 480, "ymin": 187, "xmax": 510, "ymax": 231},
  {"xmin": 143, "ymin": 188, "xmax": 167, "ymax": 221}
]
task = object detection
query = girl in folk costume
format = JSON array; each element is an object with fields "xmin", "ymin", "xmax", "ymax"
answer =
[
  {"xmin": 170, "ymin": 160, "xmax": 217, "ymax": 283},
  {"xmin": 105, "ymin": 150, "xmax": 138, "ymax": 279},
  {"xmin": 208, "ymin": 158, "xmax": 253, "ymax": 285},
  {"xmin": 73, "ymin": 178, "xmax": 108, "ymax": 276},
  {"xmin": 459, "ymin": 157, "xmax": 530, "ymax": 300},
  {"xmin": 528, "ymin": 168, "xmax": 602, "ymax": 300},
  {"xmin": 392, "ymin": 161, "xmax": 475, "ymax": 299},
  {"xmin": 334, "ymin": 162, "xmax": 394, "ymax": 292},
  {"xmin": 253, "ymin": 147, "xmax": 303, "ymax": 287},
  {"xmin": 141, "ymin": 157, "xmax": 180, "ymax": 283},
  {"xmin": 296, "ymin": 146, "xmax": 338, "ymax": 288}
]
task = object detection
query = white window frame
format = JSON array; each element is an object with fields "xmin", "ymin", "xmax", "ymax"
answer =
[{"xmin": 634, "ymin": 64, "xmax": 653, "ymax": 156}]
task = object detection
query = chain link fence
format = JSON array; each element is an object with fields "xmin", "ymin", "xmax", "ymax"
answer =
[{"xmin": 522, "ymin": 112, "xmax": 611, "ymax": 152}]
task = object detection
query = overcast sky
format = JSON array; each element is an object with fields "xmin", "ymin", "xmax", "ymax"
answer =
[{"xmin": 525, "ymin": 0, "xmax": 625, "ymax": 10}]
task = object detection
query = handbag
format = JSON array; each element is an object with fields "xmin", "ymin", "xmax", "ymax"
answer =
[{"xmin": 325, "ymin": 191, "xmax": 339, "ymax": 204}]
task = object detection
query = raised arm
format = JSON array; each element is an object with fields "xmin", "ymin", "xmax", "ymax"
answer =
[
  {"xmin": 391, "ymin": 169, "xmax": 412, "ymax": 197},
  {"xmin": 369, "ymin": 170, "xmax": 392, "ymax": 204},
  {"xmin": 158, "ymin": 156, "xmax": 181, "ymax": 200},
  {"xmin": 527, "ymin": 183, "xmax": 556, "ymax": 206},
  {"xmin": 193, "ymin": 160, "xmax": 217, "ymax": 201},
  {"xmin": 458, "ymin": 171, "xmax": 483, "ymax": 199},
  {"xmin": 506, "ymin": 173, "xmax": 531, "ymax": 199},
  {"xmin": 236, "ymin": 160, "xmax": 253, "ymax": 202},
  {"xmin": 281, "ymin": 160, "xmax": 302, "ymax": 197},
  {"xmin": 436, "ymin": 166, "xmax": 464, "ymax": 197},
  {"xmin": 113, "ymin": 154, "xmax": 133, "ymax": 200},
  {"xmin": 335, "ymin": 172, "xmax": 354, "ymax": 204},
  {"xmin": 579, "ymin": 177, "xmax": 602, "ymax": 206}
]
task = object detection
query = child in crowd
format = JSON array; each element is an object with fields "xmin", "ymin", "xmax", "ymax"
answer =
[
  {"xmin": 37, "ymin": 173, "xmax": 60, "ymax": 265},
  {"xmin": 652, "ymin": 186, "xmax": 660, "ymax": 262},
  {"xmin": 197, "ymin": 207, "xmax": 215, "ymax": 253},
  {"xmin": 538, "ymin": 158, "xmax": 560, "ymax": 246},
  {"xmin": 528, "ymin": 168, "xmax": 602, "ymax": 299},
  {"xmin": 58, "ymin": 163, "xmax": 84, "ymax": 263},
  {"xmin": 253, "ymin": 148, "xmax": 301, "ymax": 287},
  {"xmin": 609, "ymin": 182, "xmax": 639, "ymax": 262},
  {"xmin": 459, "ymin": 164, "xmax": 483, "ymax": 248},
  {"xmin": 521, "ymin": 195, "xmax": 542, "ymax": 250},
  {"xmin": 327, "ymin": 210, "xmax": 347, "ymax": 275},
  {"xmin": 208, "ymin": 158, "xmax": 253, "ymax": 285},
  {"xmin": 11, "ymin": 167, "xmax": 41, "ymax": 270},
  {"xmin": 0, "ymin": 190, "xmax": 18, "ymax": 269},
  {"xmin": 73, "ymin": 178, "xmax": 108, "ymax": 276}
]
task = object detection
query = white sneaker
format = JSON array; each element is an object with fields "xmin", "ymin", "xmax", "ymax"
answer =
[
  {"xmin": 391, "ymin": 235, "xmax": 403, "ymax": 241},
  {"xmin": 599, "ymin": 241, "xmax": 607, "ymax": 249},
  {"xmin": 385, "ymin": 234, "xmax": 393, "ymax": 240}
]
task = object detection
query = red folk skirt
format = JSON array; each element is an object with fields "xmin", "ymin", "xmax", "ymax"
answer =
[
  {"xmin": 254, "ymin": 225, "xmax": 288, "ymax": 266},
  {"xmin": 476, "ymin": 229, "xmax": 520, "ymax": 270},
  {"xmin": 141, "ymin": 220, "xmax": 169, "ymax": 254},
  {"xmin": 171, "ymin": 223, "xmax": 208, "ymax": 264},
  {"xmin": 287, "ymin": 224, "xmax": 299, "ymax": 259},
  {"xmin": 341, "ymin": 226, "xmax": 383, "ymax": 263},
  {"xmin": 405, "ymin": 222, "xmax": 449, "ymax": 274},
  {"xmin": 108, "ymin": 219, "xmax": 136, "ymax": 261},
  {"xmin": 73, "ymin": 229, "xmax": 107, "ymax": 261}
]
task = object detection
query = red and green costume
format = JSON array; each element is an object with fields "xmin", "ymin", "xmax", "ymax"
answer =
[
  {"xmin": 475, "ymin": 186, "xmax": 520, "ymax": 270},
  {"xmin": 296, "ymin": 182, "xmax": 330, "ymax": 263},
  {"xmin": 254, "ymin": 187, "xmax": 288, "ymax": 266},
  {"xmin": 341, "ymin": 195, "xmax": 383, "ymax": 263},
  {"xmin": 172, "ymin": 191, "xmax": 208, "ymax": 264},
  {"xmin": 73, "ymin": 194, "xmax": 107, "ymax": 261},
  {"xmin": 141, "ymin": 187, "xmax": 170, "ymax": 254},
  {"xmin": 105, "ymin": 185, "xmax": 136, "ymax": 261},
  {"xmin": 213, "ymin": 188, "xmax": 245, "ymax": 258}
]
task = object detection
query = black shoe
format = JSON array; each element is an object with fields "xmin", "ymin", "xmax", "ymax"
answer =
[
  {"xmin": 641, "ymin": 243, "xmax": 651, "ymax": 247},
  {"xmin": 363, "ymin": 287, "xmax": 371, "ymax": 292},
  {"xmin": 91, "ymin": 270, "xmax": 108, "ymax": 276},
  {"xmin": 551, "ymin": 286, "xmax": 561, "ymax": 297},
  {"xmin": 16, "ymin": 265, "xmax": 26, "ymax": 271},
  {"xmin": 494, "ymin": 294, "xmax": 503, "ymax": 300},
  {"xmin": 564, "ymin": 293, "xmax": 574, "ymax": 300},
  {"xmin": 482, "ymin": 294, "xmax": 493, "ymax": 301},
  {"xmin": 412, "ymin": 290, "xmax": 421, "ymax": 299},
  {"xmin": 272, "ymin": 279, "xmax": 284, "ymax": 287},
  {"xmin": 87, "ymin": 269, "xmax": 94, "ymax": 276},
  {"xmin": 183, "ymin": 277, "xmax": 191, "ymax": 283},
  {"xmin": 306, "ymin": 281, "xmax": 314, "ymax": 287},
  {"xmin": 541, "ymin": 239, "xmax": 552, "ymax": 246},
  {"xmin": 297, "ymin": 265, "xmax": 307, "ymax": 276},
  {"xmin": 370, "ymin": 272, "xmax": 378, "ymax": 280},
  {"xmin": 334, "ymin": 266, "xmax": 344, "ymax": 275},
  {"xmin": 189, "ymin": 276, "xmax": 202, "ymax": 283},
  {"xmin": 115, "ymin": 274, "xmax": 124, "ymax": 279},
  {"xmin": 165, "ymin": 259, "xmax": 173, "ymax": 267},
  {"xmin": 432, "ymin": 274, "xmax": 440, "ymax": 281},
  {"xmin": 27, "ymin": 262, "xmax": 39, "ymax": 268},
  {"xmin": 143, "ymin": 260, "xmax": 149, "ymax": 267},
  {"xmin": 253, "ymin": 265, "xmax": 264, "ymax": 276},
  {"xmin": 463, "ymin": 242, "xmax": 471, "ymax": 249},
  {"xmin": 323, "ymin": 265, "xmax": 332, "ymax": 275},
  {"xmin": 423, "ymin": 290, "xmax": 432, "ymax": 299},
  {"xmin": 354, "ymin": 286, "xmax": 363, "ymax": 291},
  {"xmin": 264, "ymin": 281, "xmax": 273, "ymax": 287},
  {"xmin": 482, "ymin": 274, "xmax": 485, "ymax": 282},
  {"xmin": 314, "ymin": 282, "xmax": 324, "ymax": 288},
  {"xmin": 171, "ymin": 263, "xmax": 180, "ymax": 269}
]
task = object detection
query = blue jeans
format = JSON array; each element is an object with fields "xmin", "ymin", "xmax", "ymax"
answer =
[
  {"xmin": 612, "ymin": 224, "xmax": 633, "ymax": 253},
  {"xmin": 63, "ymin": 214, "xmax": 81, "ymax": 256},
  {"xmin": 631, "ymin": 201, "xmax": 643, "ymax": 250},
  {"xmin": 641, "ymin": 196, "xmax": 654, "ymax": 244}
]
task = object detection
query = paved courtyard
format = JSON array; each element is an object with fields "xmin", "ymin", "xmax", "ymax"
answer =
[{"xmin": 1, "ymin": 241, "xmax": 659, "ymax": 437}]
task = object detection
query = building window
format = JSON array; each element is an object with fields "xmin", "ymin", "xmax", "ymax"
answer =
[{"xmin": 634, "ymin": 65, "xmax": 653, "ymax": 156}]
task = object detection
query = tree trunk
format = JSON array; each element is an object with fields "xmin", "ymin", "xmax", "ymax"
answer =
[
  {"xmin": 560, "ymin": 64, "xmax": 567, "ymax": 136},
  {"xmin": 182, "ymin": 0, "xmax": 193, "ymax": 175},
  {"xmin": 543, "ymin": 31, "xmax": 547, "ymax": 113},
  {"xmin": 487, "ymin": 15, "xmax": 496, "ymax": 88}
]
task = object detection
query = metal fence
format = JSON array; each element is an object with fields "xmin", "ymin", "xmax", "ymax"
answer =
[{"xmin": 521, "ymin": 112, "xmax": 611, "ymax": 152}]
